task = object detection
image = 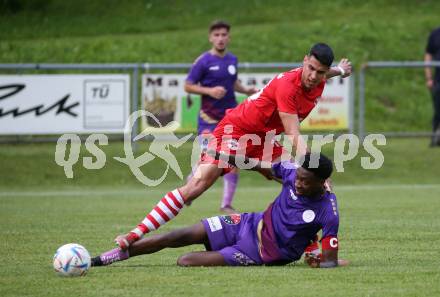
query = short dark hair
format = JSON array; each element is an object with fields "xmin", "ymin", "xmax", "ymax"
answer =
[
  {"xmin": 309, "ymin": 43, "xmax": 334, "ymax": 67},
  {"xmin": 301, "ymin": 152, "xmax": 333, "ymax": 180},
  {"xmin": 209, "ymin": 20, "xmax": 231, "ymax": 33}
]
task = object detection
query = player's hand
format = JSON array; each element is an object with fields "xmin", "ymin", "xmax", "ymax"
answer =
[
  {"xmin": 258, "ymin": 168, "xmax": 273, "ymax": 179},
  {"xmin": 247, "ymin": 87, "xmax": 259, "ymax": 96},
  {"xmin": 324, "ymin": 178, "xmax": 333, "ymax": 192},
  {"xmin": 304, "ymin": 252, "xmax": 320, "ymax": 268},
  {"xmin": 337, "ymin": 58, "xmax": 352, "ymax": 78},
  {"xmin": 209, "ymin": 86, "xmax": 227, "ymax": 99},
  {"xmin": 426, "ymin": 78, "xmax": 434, "ymax": 90}
]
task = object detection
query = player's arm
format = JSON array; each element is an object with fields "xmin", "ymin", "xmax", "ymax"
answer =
[
  {"xmin": 304, "ymin": 236, "xmax": 349, "ymax": 268},
  {"xmin": 304, "ymin": 249, "xmax": 339, "ymax": 268},
  {"xmin": 425, "ymin": 52, "xmax": 434, "ymax": 89},
  {"xmin": 326, "ymin": 58, "xmax": 352, "ymax": 79},
  {"xmin": 279, "ymin": 112, "xmax": 308, "ymax": 157},
  {"xmin": 234, "ymin": 80, "xmax": 259, "ymax": 96},
  {"xmin": 184, "ymin": 82, "xmax": 226, "ymax": 100}
]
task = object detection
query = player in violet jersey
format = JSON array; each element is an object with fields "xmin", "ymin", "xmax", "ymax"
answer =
[
  {"xmin": 92, "ymin": 153, "xmax": 348, "ymax": 268},
  {"xmin": 184, "ymin": 20, "xmax": 258, "ymax": 214},
  {"xmin": 113, "ymin": 43, "xmax": 352, "ymax": 252}
]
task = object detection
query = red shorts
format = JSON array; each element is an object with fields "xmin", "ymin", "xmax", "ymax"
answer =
[{"xmin": 199, "ymin": 120, "xmax": 285, "ymax": 174}]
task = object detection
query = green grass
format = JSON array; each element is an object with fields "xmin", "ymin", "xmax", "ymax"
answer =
[
  {"xmin": 1, "ymin": 2, "xmax": 440, "ymax": 295},
  {"xmin": 1, "ymin": 138, "xmax": 440, "ymax": 296},
  {"xmin": 1, "ymin": 0, "xmax": 440, "ymax": 132},
  {"xmin": 1, "ymin": 181, "xmax": 440, "ymax": 296}
]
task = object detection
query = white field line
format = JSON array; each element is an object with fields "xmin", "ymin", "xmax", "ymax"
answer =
[{"xmin": 0, "ymin": 184, "xmax": 439, "ymax": 197}]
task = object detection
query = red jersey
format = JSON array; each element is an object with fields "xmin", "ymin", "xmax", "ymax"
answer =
[{"xmin": 224, "ymin": 68, "xmax": 325, "ymax": 134}]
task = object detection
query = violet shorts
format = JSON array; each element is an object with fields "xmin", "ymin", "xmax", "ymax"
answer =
[{"xmin": 202, "ymin": 212, "xmax": 263, "ymax": 266}]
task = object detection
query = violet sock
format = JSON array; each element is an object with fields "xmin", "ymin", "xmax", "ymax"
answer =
[
  {"xmin": 99, "ymin": 248, "xmax": 129, "ymax": 266},
  {"xmin": 221, "ymin": 172, "xmax": 238, "ymax": 208}
]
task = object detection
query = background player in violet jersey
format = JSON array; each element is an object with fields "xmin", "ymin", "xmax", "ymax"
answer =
[
  {"xmin": 184, "ymin": 20, "xmax": 258, "ymax": 213},
  {"xmin": 93, "ymin": 153, "xmax": 348, "ymax": 268},
  {"xmin": 114, "ymin": 43, "xmax": 352, "ymax": 251}
]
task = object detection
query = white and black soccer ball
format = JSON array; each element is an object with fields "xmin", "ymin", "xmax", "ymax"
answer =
[{"xmin": 53, "ymin": 243, "xmax": 91, "ymax": 277}]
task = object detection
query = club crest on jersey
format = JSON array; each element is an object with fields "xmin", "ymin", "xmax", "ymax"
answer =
[
  {"xmin": 228, "ymin": 65, "xmax": 236, "ymax": 75},
  {"xmin": 221, "ymin": 214, "xmax": 241, "ymax": 225},
  {"xmin": 302, "ymin": 210, "xmax": 315, "ymax": 223}
]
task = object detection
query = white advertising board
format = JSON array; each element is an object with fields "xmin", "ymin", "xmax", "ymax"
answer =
[{"xmin": 0, "ymin": 74, "xmax": 130, "ymax": 135}]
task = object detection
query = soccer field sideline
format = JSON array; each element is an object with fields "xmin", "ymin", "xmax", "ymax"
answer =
[{"xmin": 1, "ymin": 183, "xmax": 440, "ymax": 197}]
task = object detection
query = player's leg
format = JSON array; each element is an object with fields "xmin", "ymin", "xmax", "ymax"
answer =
[
  {"xmin": 178, "ymin": 213, "xmax": 263, "ymax": 267},
  {"xmin": 196, "ymin": 123, "xmax": 239, "ymax": 214},
  {"xmin": 115, "ymin": 163, "xmax": 223, "ymax": 250},
  {"xmin": 220, "ymin": 167, "xmax": 239, "ymax": 214},
  {"xmin": 177, "ymin": 251, "xmax": 227, "ymax": 266},
  {"xmin": 93, "ymin": 223, "xmax": 208, "ymax": 266},
  {"xmin": 187, "ymin": 126, "xmax": 213, "ymax": 182}
]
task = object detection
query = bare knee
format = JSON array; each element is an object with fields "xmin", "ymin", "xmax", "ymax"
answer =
[
  {"xmin": 177, "ymin": 251, "xmax": 226, "ymax": 267},
  {"xmin": 180, "ymin": 179, "xmax": 209, "ymax": 205},
  {"xmin": 177, "ymin": 253, "xmax": 194, "ymax": 267}
]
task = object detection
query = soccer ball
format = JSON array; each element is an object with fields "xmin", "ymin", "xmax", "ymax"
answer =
[{"xmin": 53, "ymin": 243, "xmax": 91, "ymax": 277}]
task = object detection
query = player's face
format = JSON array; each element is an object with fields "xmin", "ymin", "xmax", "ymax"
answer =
[
  {"xmin": 209, "ymin": 28, "xmax": 230, "ymax": 52},
  {"xmin": 294, "ymin": 167, "xmax": 325, "ymax": 197},
  {"xmin": 301, "ymin": 55, "xmax": 330, "ymax": 89}
]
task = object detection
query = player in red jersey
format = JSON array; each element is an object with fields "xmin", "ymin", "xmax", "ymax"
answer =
[{"xmin": 114, "ymin": 43, "xmax": 352, "ymax": 250}]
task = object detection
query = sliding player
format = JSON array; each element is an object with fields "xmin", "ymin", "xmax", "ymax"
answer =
[
  {"xmin": 114, "ymin": 43, "xmax": 352, "ymax": 251},
  {"xmin": 95, "ymin": 153, "xmax": 348, "ymax": 268}
]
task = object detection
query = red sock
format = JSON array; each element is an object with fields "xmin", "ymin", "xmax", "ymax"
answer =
[
  {"xmin": 131, "ymin": 189, "xmax": 185, "ymax": 238},
  {"xmin": 304, "ymin": 235, "xmax": 320, "ymax": 255}
]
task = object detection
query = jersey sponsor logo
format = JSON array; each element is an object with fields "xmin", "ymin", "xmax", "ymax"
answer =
[
  {"xmin": 209, "ymin": 65, "xmax": 220, "ymax": 71},
  {"xmin": 207, "ymin": 216, "xmax": 223, "ymax": 232},
  {"xmin": 228, "ymin": 65, "xmax": 236, "ymax": 75},
  {"xmin": 221, "ymin": 214, "xmax": 241, "ymax": 225},
  {"xmin": 302, "ymin": 210, "xmax": 315, "ymax": 223}
]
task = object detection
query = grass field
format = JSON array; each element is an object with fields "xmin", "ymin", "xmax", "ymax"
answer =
[
  {"xmin": 2, "ymin": 1, "xmax": 440, "ymax": 296},
  {"xmin": 1, "ymin": 138, "xmax": 440, "ymax": 297}
]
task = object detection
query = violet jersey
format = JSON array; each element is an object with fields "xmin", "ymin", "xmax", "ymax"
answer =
[
  {"xmin": 186, "ymin": 51, "xmax": 238, "ymax": 124},
  {"xmin": 259, "ymin": 161, "xmax": 339, "ymax": 264}
]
